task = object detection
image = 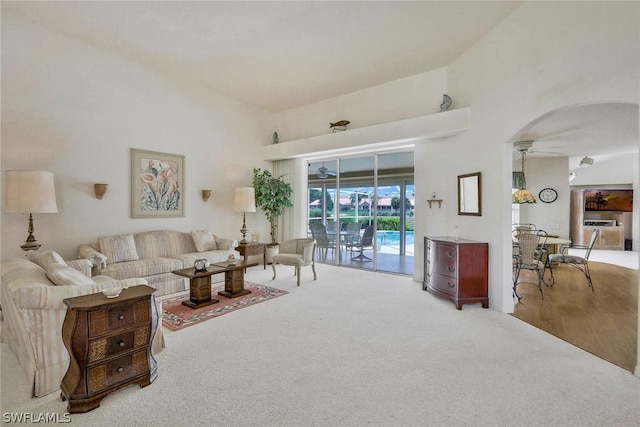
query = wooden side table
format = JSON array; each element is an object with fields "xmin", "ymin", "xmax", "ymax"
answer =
[
  {"xmin": 61, "ymin": 285, "xmax": 158, "ymax": 413},
  {"xmin": 236, "ymin": 242, "xmax": 267, "ymax": 269}
]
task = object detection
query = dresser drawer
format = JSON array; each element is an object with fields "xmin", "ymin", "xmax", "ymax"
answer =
[
  {"xmin": 430, "ymin": 272, "xmax": 458, "ymax": 296},
  {"xmin": 432, "ymin": 242, "xmax": 458, "ymax": 278},
  {"xmin": 87, "ymin": 350, "xmax": 149, "ymax": 394},
  {"xmin": 89, "ymin": 299, "xmax": 150, "ymax": 337},
  {"xmin": 88, "ymin": 326, "xmax": 151, "ymax": 363}
]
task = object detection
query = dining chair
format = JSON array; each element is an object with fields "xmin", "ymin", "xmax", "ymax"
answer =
[
  {"xmin": 512, "ymin": 229, "xmax": 550, "ymax": 300},
  {"xmin": 513, "ymin": 223, "xmax": 536, "ymax": 232},
  {"xmin": 347, "ymin": 225, "xmax": 375, "ymax": 261},
  {"xmin": 271, "ymin": 238, "xmax": 317, "ymax": 286},
  {"xmin": 547, "ymin": 228, "xmax": 599, "ymax": 290}
]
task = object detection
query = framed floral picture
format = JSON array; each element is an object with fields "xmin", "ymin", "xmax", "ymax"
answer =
[{"xmin": 131, "ymin": 148, "xmax": 185, "ymax": 218}]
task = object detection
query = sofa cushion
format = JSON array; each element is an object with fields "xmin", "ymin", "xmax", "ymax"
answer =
[
  {"xmin": 191, "ymin": 230, "xmax": 217, "ymax": 251},
  {"xmin": 99, "ymin": 234, "xmax": 140, "ymax": 264},
  {"xmin": 28, "ymin": 250, "xmax": 66, "ymax": 270},
  {"xmin": 133, "ymin": 230, "xmax": 196, "ymax": 259},
  {"xmin": 46, "ymin": 264, "xmax": 97, "ymax": 286},
  {"xmin": 98, "ymin": 258, "xmax": 183, "ymax": 281}
]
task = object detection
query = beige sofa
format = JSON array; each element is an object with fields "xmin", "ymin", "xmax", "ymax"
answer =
[
  {"xmin": 0, "ymin": 255, "xmax": 165, "ymax": 397},
  {"xmin": 78, "ymin": 230, "xmax": 240, "ymax": 296}
]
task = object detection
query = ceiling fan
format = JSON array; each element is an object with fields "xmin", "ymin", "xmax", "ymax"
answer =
[
  {"xmin": 513, "ymin": 140, "xmax": 563, "ymax": 157},
  {"xmin": 317, "ymin": 162, "xmax": 336, "ymax": 179}
]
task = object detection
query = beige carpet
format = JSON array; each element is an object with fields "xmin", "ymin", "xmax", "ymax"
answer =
[{"xmin": 2, "ymin": 263, "xmax": 639, "ymax": 426}]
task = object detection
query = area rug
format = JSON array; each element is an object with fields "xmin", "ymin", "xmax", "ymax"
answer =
[{"xmin": 161, "ymin": 282, "xmax": 287, "ymax": 331}]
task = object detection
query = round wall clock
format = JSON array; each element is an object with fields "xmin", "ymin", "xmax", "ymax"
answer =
[{"xmin": 539, "ymin": 188, "xmax": 558, "ymax": 203}]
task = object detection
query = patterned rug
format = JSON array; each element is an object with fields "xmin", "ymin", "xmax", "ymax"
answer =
[{"xmin": 161, "ymin": 282, "xmax": 287, "ymax": 331}]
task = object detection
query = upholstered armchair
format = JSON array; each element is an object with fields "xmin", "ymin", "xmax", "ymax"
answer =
[{"xmin": 271, "ymin": 238, "xmax": 317, "ymax": 286}]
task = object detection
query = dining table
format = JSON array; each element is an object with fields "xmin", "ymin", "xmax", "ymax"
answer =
[
  {"xmin": 543, "ymin": 236, "xmax": 572, "ymax": 254},
  {"xmin": 326, "ymin": 229, "xmax": 361, "ymax": 260}
]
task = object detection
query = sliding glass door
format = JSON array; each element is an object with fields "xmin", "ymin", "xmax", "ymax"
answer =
[{"xmin": 307, "ymin": 151, "xmax": 414, "ymax": 275}]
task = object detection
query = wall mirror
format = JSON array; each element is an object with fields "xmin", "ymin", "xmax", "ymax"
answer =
[{"xmin": 458, "ymin": 172, "xmax": 482, "ymax": 216}]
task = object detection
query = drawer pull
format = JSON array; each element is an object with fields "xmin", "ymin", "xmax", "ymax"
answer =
[
  {"xmin": 447, "ymin": 251, "xmax": 456, "ymax": 257},
  {"xmin": 447, "ymin": 267, "xmax": 456, "ymax": 273},
  {"xmin": 118, "ymin": 315, "xmax": 124, "ymax": 320},
  {"xmin": 118, "ymin": 341, "xmax": 125, "ymax": 347},
  {"xmin": 448, "ymin": 282, "xmax": 455, "ymax": 288},
  {"xmin": 117, "ymin": 367, "xmax": 124, "ymax": 373}
]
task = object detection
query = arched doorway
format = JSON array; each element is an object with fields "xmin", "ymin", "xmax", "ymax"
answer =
[{"xmin": 507, "ymin": 102, "xmax": 639, "ymax": 373}]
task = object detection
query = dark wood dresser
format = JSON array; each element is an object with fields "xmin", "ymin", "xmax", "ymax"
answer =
[
  {"xmin": 61, "ymin": 285, "xmax": 158, "ymax": 413},
  {"xmin": 423, "ymin": 236, "xmax": 489, "ymax": 310}
]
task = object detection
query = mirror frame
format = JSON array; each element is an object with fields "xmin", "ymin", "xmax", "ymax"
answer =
[{"xmin": 458, "ymin": 172, "xmax": 482, "ymax": 216}]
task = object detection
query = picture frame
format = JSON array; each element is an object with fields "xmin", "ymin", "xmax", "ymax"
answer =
[
  {"xmin": 584, "ymin": 189, "xmax": 633, "ymax": 212},
  {"xmin": 131, "ymin": 148, "xmax": 185, "ymax": 218},
  {"xmin": 458, "ymin": 171, "xmax": 482, "ymax": 216}
]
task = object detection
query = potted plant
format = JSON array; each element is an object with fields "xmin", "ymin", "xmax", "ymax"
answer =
[{"xmin": 252, "ymin": 168, "xmax": 293, "ymax": 257}]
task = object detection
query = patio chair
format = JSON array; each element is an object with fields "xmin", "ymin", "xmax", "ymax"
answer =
[
  {"xmin": 309, "ymin": 223, "xmax": 335, "ymax": 262},
  {"xmin": 512, "ymin": 229, "xmax": 550, "ymax": 300},
  {"xmin": 547, "ymin": 228, "xmax": 599, "ymax": 290},
  {"xmin": 344, "ymin": 222, "xmax": 362, "ymax": 251},
  {"xmin": 271, "ymin": 238, "xmax": 317, "ymax": 286},
  {"xmin": 347, "ymin": 225, "xmax": 375, "ymax": 261}
]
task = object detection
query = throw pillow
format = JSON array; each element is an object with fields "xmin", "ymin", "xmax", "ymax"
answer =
[
  {"xmin": 98, "ymin": 234, "xmax": 140, "ymax": 264},
  {"xmin": 28, "ymin": 250, "xmax": 66, "ymax": 270},
  {"xmin": 191, "ymin": 230, "xmax": 217, "ymax": 252},
  {"xmin": 47, "ymin": 264, "xmax": 97, "ymax": 286}
]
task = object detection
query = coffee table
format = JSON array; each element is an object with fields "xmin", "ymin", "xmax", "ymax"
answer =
[
  {"xmin": 212, "ymin": 261, "xmax": 259, "ymax": 298},
  {"xmin": 172, "ymin": 260, "xmax": 259, "ymax": 309}
]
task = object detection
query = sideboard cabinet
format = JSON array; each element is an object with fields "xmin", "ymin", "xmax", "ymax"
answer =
[
  {"xmin": 423, "ymin": 236, "xmax": 489, "ymax": 310},
  {"xmin": 61, "ymin": 285, "xmax": 158, "ymax": 413}
]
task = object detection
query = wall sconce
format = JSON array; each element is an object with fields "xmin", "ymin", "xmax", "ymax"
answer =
[
  {"xmin": 94, "ymin": 183, "xmax": 108, "ymax": 200},
  {"xmin": 202, "ymin": 190, "xmax": 212, "ymax": 202}
]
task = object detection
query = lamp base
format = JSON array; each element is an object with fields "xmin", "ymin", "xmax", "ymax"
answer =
[
  {"xmin": 239, "ymin": 212, "xmax": 248, "ymax": 246},
  {"xmin": 21, "ymin": 240, "xmax": 42, "ymax": 251},
  {"xmin": 20, "ymin": 214, "xmax": 42, "ymax": 251}
]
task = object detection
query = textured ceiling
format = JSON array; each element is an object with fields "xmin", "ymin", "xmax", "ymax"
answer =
[
  {"xmin": 3, "ymin": 1, "xmax": 637, "ymax": 160},
  {"xmin": 2, "ymin": 1, "xmax": 521, "ymax": 112}
]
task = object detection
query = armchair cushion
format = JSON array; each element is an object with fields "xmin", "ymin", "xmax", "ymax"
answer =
[
  {"xmin": 99, "ymin": 233, "xmax": 140, "ymax": 264},
  {"xmin": 273, "ymin": 253, "xmax": 304, "ymax": 265},
  {"xmin": 46, "ymin": 264, "xmax": 97, "ymax": 286}
]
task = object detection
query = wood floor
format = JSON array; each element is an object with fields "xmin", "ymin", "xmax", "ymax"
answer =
[{"xmin": 512, "ymin": 260, "xmax": 638, "ymax": 372}]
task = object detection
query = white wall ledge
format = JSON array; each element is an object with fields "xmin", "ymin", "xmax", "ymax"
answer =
[{"xmin": 263, "ymin": 107, "xmax": 470, "ymax": 160}]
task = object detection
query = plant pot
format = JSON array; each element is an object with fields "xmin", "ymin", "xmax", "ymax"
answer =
[{"xmin": 265, "ymin": 244, "xmax": 279, "ymax": 264}]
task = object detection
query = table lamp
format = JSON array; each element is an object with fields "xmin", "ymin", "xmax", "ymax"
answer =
[
  {"xmin": 234, "ymin": 187, "xmax": 256, "ymax": 245},
  {"xmin": 4, "ymin": 170, "xmax": 58, "ymax": 251}
]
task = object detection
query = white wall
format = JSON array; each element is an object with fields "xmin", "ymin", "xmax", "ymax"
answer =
[
  {"xmin": 422, "ymin": 1, "xmax": 639, "ymax": 313},
  {"xmin": 274, "ymin": 2, "xmax": 639, "ymax": 316},
  {"xmin": 518, "ymin": 156, "xmax": 571, "ymax": 237},
  {"xmin": 1, "ymin": 12, "xmax": 274, "ymax": 260},
  {"xmin": 275, "ymin": 67, "xmax": 449, "ymax": 142}
]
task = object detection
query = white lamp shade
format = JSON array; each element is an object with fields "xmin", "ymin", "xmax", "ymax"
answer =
[
  {"xmin": 234, "ymin": 187, "xmax": 256, "ymax": 213},
  {"xmin": 4, "ymin": 171, "xmax": 58, "ymax": 213}
]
